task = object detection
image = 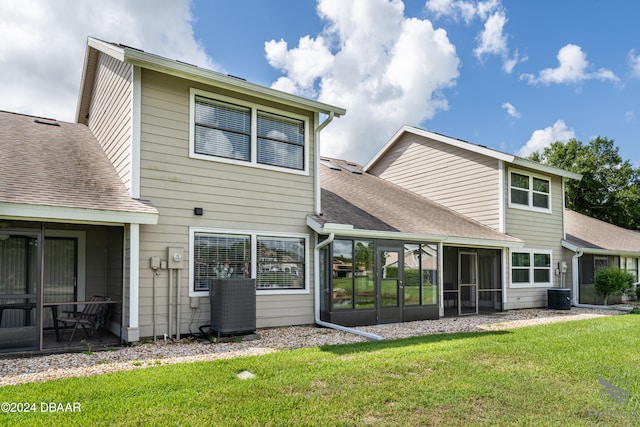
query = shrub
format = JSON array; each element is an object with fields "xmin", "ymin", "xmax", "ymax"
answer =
[{"xmin": 594, "ymin": 267, "xmax": 634, "ymax": 305}]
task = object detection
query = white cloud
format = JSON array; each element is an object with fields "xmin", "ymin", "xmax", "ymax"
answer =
[
  {"xmin": 426, "ymin": 0, "xmax": 520, "ymax": 73},
  {"xmin": 0, "ymin": 0, "xmax": 216, "ymax": 122},
  {"xmin": 628, "ymin": 49, "xmax": 640, "ymax": 77},
  {"xmin": 474, "ymin": 11, "xmax": 507, "ymax": 58},
  {"xmin": 517, "ymin": 120, "xmax": 575, "ymax": 157},
  {"xmin": 266, "ymin": 0, "xmax": 460, "ymax": 163},
  {"xmin": 521, "ymin": 44, "xmax": 619, "ymax": 85},
  {"xmin": 425, "ymin": 0, "xmax": 500, "ymax": 23},
  {"xmin": 501, "ymin": 102, "xmax": 520, "ymax": 119},
  {"xmin": 625, "ymin": 111, "xmax": 634, "ymax": 122},
  {"xmin": 265, "ymin": 36, "xmax": 334, "ymax": 98}
]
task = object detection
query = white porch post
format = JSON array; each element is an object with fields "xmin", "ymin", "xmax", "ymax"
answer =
[{"xmin": 126, "ymin": 223, "xmax": 140, "ymax": 342}]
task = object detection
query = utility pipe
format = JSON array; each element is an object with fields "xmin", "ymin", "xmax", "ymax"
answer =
[
  {"xmin": 168, "ymin": 268, "xmax": 173, "ymax": 338},
  {"xmin": 176, "ymin": 269, "xmax": 181, "ymax": 340},
  {"xmin": 314, "ymin": 111, "xmax": 334, "ymax": 215},
  {"xmin": 314, "ymin": 233, "xmax": 385, "ymax": 341}
]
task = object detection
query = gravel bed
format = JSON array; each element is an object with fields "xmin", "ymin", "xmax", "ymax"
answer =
[{"xmin": 0, "ymin": 307, "xmax": 623, "ymax": 387}]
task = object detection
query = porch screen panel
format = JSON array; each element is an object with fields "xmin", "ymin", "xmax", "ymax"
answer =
[
  {"xmin": 332, "ymin": 240, "xmax": 353, "ymax": 310},
  {"xmin": 0, "ymin": 235, "xmax": 39, "ymax": 350},
  {"xmin": 420, "ymin": 244, "xmax": 438, "ymax": 305},
  {"xmin": 193, "ymin": 233, "xmax": 250, "ymax": 292},
  {"xmin": 257, "ymin": 111, "xmax": 304, "ymax": 170},
  {"xmin": 354, "ymin": 240, "xmax": 374, "ymax": 309},
  {"xmin": 43, "ymin": 238, "xmax": 76, "ymax": 328},
  {"xmin": 404, "ymin": 244, "xmax": 421, "ymax": 306},
  {"xmin": 44, "ymin": 238, "xmax": 76, "ymax": 303}
]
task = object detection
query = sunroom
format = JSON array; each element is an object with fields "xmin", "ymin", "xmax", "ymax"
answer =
[{"xmin": 312, "ymin": 158, "xmax": 522, "ymax": 326}]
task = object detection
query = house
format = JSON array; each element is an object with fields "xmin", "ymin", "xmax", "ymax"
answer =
[
  {"xmin": 362, "ymin": 126, "xmax": 584, "ymax": 315},
  {"xmin": 1, "ymin": 38, "xmax": 635, "ymax": 353},
  {"xmin": 563, "ymin": 209, "xmax": 640, "ymax": 305},
  {"xmin": 0, "ymin": 37, "xmax": 344, "ymax": 352}
]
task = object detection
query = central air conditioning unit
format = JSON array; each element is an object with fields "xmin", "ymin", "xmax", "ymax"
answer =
[{"xmin": 208, "ymin": 278, "xmax": 256, "ymax": 337}]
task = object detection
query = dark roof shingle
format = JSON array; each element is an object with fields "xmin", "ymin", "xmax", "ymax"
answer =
[
  {"xmin": 313, "ymin": 158, "xmax": 521, "ymax": 245},
  {"xmin": 565, "ymin": 209, "xmax": 640, "ymax": 253},
  {"xmin": 0, "ymin": 110, "xmax": 157, "ymax": 218}
]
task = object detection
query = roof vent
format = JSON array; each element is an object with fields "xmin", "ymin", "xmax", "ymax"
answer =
[
  {"xmin": 321, "ymin": 160, "xmax": 341, "ymax": 170},
  {"xmin": 341, "ymin": 164, "xmax": 362, "ymax": 174},
  {"xmin": 34, "ymin": 119, "xmax": 60, "ymax": 127},
  {"xmin": 227, "ymin": 74, "xmax": 247, "ymax": 81}
]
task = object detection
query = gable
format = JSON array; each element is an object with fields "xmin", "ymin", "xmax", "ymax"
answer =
[{"xmin": 367, "ymin": 131, "xmax": 502, "ymax": 230}]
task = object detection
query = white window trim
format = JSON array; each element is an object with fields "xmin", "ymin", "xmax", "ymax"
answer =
[
  {"xmin": 189, "ymin": 88, "xmax": 310, "ymax": 176},
  {"xmin": 189, "ymin": 227, "xmax": 310, "ymax": 297},
  {"xmin": 509, "ymin": 248, "xmax": 553, "ymax": 288},
  {"xmin": 508, "ymin": 168, "xmax": 552, "ymax": 214}
]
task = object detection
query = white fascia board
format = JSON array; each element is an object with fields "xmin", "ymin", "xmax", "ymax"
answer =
[
  {"xmin": 511, "ymin": 158, "xmax": 582, "ymax": 181},
  {"xmin": 561, "ymin": 240, "xmax": 581, "ymax": 252},
  {"xmin": 118, "ymin": 47, "xmax": 345, "ymax": 117},
  {"xmin": 87, "ymin": 37, "xmax": 126, "ymax": 62},
  {"xmin": 561, "ymin": 239, "xmax": 640, "ymax": 257},
  {"xmin": 364, "ymin": 125, "xmax": 514, "ymax": 172},
  {"xmin": 308, "ymin": 216, "xmax": 523, "ymax": 247},
  {"xmin": 0, "ymin": 202, "xmax": 158, "ymax": 225},
  {"xmin": 444, "ymin": 236, "xmax": 524, "ymax": 248}
]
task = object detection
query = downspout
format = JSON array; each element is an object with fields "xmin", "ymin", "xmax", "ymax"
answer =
[
  {"xmin": 571, "ymin": 250, "xmax": 583, "ymax": 306},
  {"xmin": 314, "ymin": 111, "xmax": 334, "ymax": 215},
  {"xmin": 314, "ymin": 233, "xmax": 385, "ymax": 341}
]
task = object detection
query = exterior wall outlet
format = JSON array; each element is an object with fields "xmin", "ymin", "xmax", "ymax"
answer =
[
  {"xmin": 190, "ymin": 297, "xmax": 199, "ymax": 308},
  {"xmin": 150, "ymin": 256, "xmax": 161, "ymax": 270}
]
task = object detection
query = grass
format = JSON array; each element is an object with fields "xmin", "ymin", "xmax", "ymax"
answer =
[{"xmin": 1, "ymin": 315, "xmax": 639, "ymax": 426}]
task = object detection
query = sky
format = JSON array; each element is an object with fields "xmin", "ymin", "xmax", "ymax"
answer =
[{"xmin": 1, "ymin": 0, "xmax": 639, "ymax": 166}]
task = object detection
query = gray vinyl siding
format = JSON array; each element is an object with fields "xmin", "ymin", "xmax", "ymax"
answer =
[
  {"xmin": 87, "ymin": 52, "xmax": 133, "ymax": 190},
  {"xmin": 136, "ymin": 69, "xmax": 316, "ymax": 337},
  {"xmin": 504, "ymin": 165, "xmax": 566, "ymax": 309},
  {"xmin": 369, "ymin": 133, "xmax": 501, "ymax": 230}
]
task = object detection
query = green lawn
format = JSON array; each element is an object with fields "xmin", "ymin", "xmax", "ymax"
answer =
[{"xmin": 1, "ymin": 315, "xmax": 639, "ymax": 426}]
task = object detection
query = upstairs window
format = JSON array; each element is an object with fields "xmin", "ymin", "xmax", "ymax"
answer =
[
  {"xmin": 509, "ymin": 170, "xmax": 551, "ymax": 212},
  {"xmin": 194, "ymin": 97, "xmax": 250, "ymax": 161},
  {"xmin": 190, "ymin": 89, "xmax": 308, "ymax": 174},
  {"xmin": 257, "ymin": 111, "xmax": 305, "ymax": 170}
]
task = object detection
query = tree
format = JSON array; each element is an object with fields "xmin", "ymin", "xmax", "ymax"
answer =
[
  {"xmin": 529, "ymin": 137, "xmax": 640, "ymax": 230},
  {"xmin": 593, "ymin": 266, "xmax": 634, "ymax": 305}
]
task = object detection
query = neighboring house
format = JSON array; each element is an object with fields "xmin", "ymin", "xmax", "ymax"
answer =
[
  {"xmin": 563, "ymin": 209, "xmax": 640, "ymax": 305},
  {"xmin": 364, "ymin": 126, "xmax": 583, "ymax": 313},
  {"xmin": 310, "ymin": 157, "xmax": 523, "ymax": 325}
]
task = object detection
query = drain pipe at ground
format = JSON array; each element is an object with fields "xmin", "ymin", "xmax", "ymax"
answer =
[{"xmin": 314, "ymin": 233, "xmax": 385, "ymax": 341}]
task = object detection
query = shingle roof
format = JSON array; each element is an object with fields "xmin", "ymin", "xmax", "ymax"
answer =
[
  {"xmin": 312, "ymin": 158, "xmax": 522, "ymax": 245},
  {"xmin": 565, "ymin": 209, "xmax": 640, "ymax": 253},
  {"xmin": 0, "ymin": 110, "xmax": 158, "ymax": 220}
]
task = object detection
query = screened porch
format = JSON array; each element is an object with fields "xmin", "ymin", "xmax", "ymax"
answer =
[{"xmin": 0, "ymin": 221, "xmax": 124, "ymax": 353}]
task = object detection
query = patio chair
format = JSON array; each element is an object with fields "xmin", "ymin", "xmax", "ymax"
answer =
[{"xmin": 56, "ymin": 296, "xmax": 111, "ymax": 344}]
